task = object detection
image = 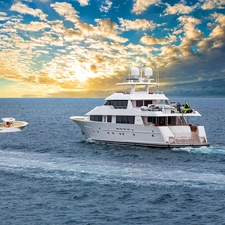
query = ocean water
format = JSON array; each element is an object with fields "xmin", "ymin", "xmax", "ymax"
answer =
[{"xmin": 0, "ymin": 98, "xmax": 225, "ymax": 225}]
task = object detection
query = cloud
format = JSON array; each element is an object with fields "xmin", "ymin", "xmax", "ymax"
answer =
[
  {"xmin": 0, "ymin": 51, "xmax": 40, "ymax": 97},
  {"xmin": 201, "ymin": 0, "xmax": 225, "ymax": 10},
  {"xmin": 48, "ymin": 89, "xmax": 112, "ymax": 98},
  {"xmin": 214, "ymin": 12, "xmax": 225, "ymax": 26},
  {"xmin": 50, "ymin": 2, "xmax": 126, "ymax": 43},
  {"xmin": 198, "ymin": 13, "xmax": 225, "ymax": 51},
  {"xmin": 48, "ymin": 20, "xmax": 82, "ymax": 43},
  {"xmin": 140, "ymin": 34, "xmax": 176, "ymax": 45},
  {"xmin": 100, "ymin": 0, "xmax": 112, "ymax": 13},
  {"xmin": 0, "ymin": 12, "xmax": 7, "ymax": 16},
  {"xmin": 50, "ymin": 2, "xmax": 80, "ymax": 23},
  {"xmin": 164, "ymin": 2, "xmax": 195, "ymax": 15},
  {"xmin": 10, "ymin": 2, "xmax": 47, "ymax": 20},
  {"xmin": 178, "ymin": 15, "xmax": 201, "ymax": 25},
  {"xmin": 37, "ymin": 72, "xmax": 59, "ymax": 85},
  {"xmin": 177, "ymin": 16, "xmax": 204, "ymax": 54},
  {"xmin": 92, "ymin": 18, "xmax": 118, "ymax": 36},
  {"xmin": 77, "ymin": 0, "xmax": 90, "ymax": 6},
  {"xmin": 118, "ymin": 18, "xmax": 156, "ymax": 31},
  {"xmin": 16, "ymin": 21, "xmax": 50, "ymax": 31},
  {"xmin": 160, "ymin": 45, "xmax": 181, "ymax": 59},
  {"xmin": 1, "ymin": 0, "xmax": 225, "ymax": 97},
  {"xmin": 63, "ymin": 28, "xmax": 83, "ymax": 41},
  {"xmin": 143, "ymin": 15, "xmax": 203, "ymax": 67},
  {"xmin": 126, "ymin": 43, "xmax": 154, "ymax": 57},
  {"xmin": 78, "ymin": 18, "xmax": 128, "ymax": 43},
  {"xmin": 0, "ymin": 12, "xmax": 9, "ymax": 21},
  {"xmin": 164, "ymin": 77, "xmax": 225, "ymax": 97},
  {"xmin": 132, "ymin": 0, "xmax": 161, "ymax": 15}
]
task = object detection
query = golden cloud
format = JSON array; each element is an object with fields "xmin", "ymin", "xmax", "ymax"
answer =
[
  {"xmin": 119, "ymin": 18, "xmax": 156, "ymax": 31},
  {"xmin": 132, "ymin": 0, "xmax": 161, "ymax": 15},
  {"xmin": 140, "ymin": 35, "xmax": 176, "ymax": 45},
  {"xmin": 10, "ymin": 2, "xmax": 47, "ymax": 20},
  {"xmin": 165, "ymin": 3, "xmax": 195, "ymax": 15},
  {"xmin": 201, "ymin": 0, "xmax": 225, "ymax": 10}
]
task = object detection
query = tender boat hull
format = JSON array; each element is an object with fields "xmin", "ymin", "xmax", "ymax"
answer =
[{"xmin": 0, "ymin": 121, "xmax": 28, "ymax": 132}]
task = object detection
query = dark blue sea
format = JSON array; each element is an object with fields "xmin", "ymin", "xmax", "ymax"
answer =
[{"xmin": 0, "ymin": 98, "xmax": 225, "ymax": 225}]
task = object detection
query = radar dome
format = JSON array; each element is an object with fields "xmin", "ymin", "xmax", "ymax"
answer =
[
  {"xmin": 145, "ymin": 67, "xmax": 153, "ymax": 78},
  {"xmin": 131, "ymin": 67, "xmax": 139, "ymax": 78}
]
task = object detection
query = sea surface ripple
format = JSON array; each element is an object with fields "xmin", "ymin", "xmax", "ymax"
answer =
[{"xmin": 0, "ymin": 98, "xmax": 225, "ymax": 225}]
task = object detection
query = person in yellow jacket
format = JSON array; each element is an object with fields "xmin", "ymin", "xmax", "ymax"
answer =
[{"xmin": 183, "ymin": 101, "xmax": 190, "ymax": 114}]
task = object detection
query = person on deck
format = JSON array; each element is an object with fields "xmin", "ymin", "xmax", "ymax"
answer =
[{"xmin": 183, "ymin": 101, "xmax": 190, "ymax": 114}]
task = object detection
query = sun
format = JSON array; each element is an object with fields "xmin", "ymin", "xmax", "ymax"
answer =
[{"xmin": 70, "ymin": 62, "xmax": 96, "ymax": 83}]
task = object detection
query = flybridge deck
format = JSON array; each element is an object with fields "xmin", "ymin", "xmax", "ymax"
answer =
[
  {"xmin": 115, "ymin": 66, "xmax": 162, "ymax": 97},
  {"xmin": 116, "ymin": 79, "xmax": 158, "ymax": 94}
]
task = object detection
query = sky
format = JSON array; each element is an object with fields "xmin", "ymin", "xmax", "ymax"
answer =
[{"xmin": 0, "ymin": 0, "xmax": 225, "ymax": 98}]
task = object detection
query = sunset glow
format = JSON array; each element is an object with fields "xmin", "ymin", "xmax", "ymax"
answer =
[{"xmin": 0, "ymin": 0, "xmax": 225, "ymax": 97}]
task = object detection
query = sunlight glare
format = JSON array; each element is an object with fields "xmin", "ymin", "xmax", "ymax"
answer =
[{"xmin": 70, "ymin": 62, "xmax": 96, "ymax": 82}]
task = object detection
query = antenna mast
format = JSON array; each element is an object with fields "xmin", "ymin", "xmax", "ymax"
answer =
[{"xmin": 156, "ymin": 68, "xmax": 159, "ymax": 84}]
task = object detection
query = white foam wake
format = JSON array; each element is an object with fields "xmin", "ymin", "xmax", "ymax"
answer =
[
  {"xmin": 0, "ymin": 150, "xmax": 225, "ymax": 190},
  {"xmin": 172, "ymin": 145, "xmax": 225, "ymax": 154},
  {"xmin": 0, "ymin": 128, "xmax": 21, "ymax": 133}
]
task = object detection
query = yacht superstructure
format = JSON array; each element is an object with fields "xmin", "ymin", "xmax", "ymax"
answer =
[{"xmin": 70, "ymin": 67, "xmax": 210, "ymax": 148}]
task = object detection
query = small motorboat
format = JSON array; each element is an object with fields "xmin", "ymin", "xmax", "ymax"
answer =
[{"xmin": 0, "ymin": 117, "xmax": 28, "ymax": 132}]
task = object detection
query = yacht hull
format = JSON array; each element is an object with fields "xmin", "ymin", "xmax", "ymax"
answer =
[{"xmin": 71, "ymin": 117, "xmax": 210, "ymax": 148}]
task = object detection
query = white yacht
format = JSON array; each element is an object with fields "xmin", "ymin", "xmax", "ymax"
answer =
[
  {"xmin": 70, "ymin": 67, "xmax": 210, "ymax": 148},
  {"xmin": 0, "ymin": 117, "xmax": 28, "ymax": 132}
]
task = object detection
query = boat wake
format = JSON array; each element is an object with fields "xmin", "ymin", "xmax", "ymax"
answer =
[
  {"xmin": 86, "ymin": 138, "xmax": 96, "ymax": 143},
  {"xmin": 172, "ymin": 145, "xmax": 225, "ymax": 155},
  {"xmin": 0, "ymin": 128, "xmax": 21, "ymax": 133},
  {"xmin": 1, "ymin": 149, "xmax": 225, "ymax": 190}
]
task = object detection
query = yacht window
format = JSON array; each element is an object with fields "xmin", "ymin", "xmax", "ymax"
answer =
[
  {"xmin": 144, "ymin": 100, "xmax": 152, "ymax": 106},
  {"xmin": 90, "ymin": 115, "xmax": 102, "ymax": 122},
  {"xmin": 107, "ymin": 116, "xmax": 112, "ymax": 123},
  {"xmin": 168, "ymin": 116, "xmax": 176, "ymax": 125},
  {"xmin": 147, "ymin": 117, "xmax": 156, "ymax": 123},
  {"xmin": 168, "ymin": 117, "xmax": 171, "ymax": 125},
  {"xmin": 105, "ymin": 100, "xmax": 128, "ymax": 109},
  {"xmin": 136, "ymin": 100, "xmax": 143, "ymax": 107},
  {"xmin": 136, "ymin": 100, "xmax": 153, "ymax": 107},
  {"xmin": 148, "ymin": 117, "xmax": 166, "ymax": 125},
  {"xmin": 116, "ymin": 116, "xmax": 135, "ymax": 124},
  {"xmin": 159, "ymin": 117, "xmax": 166, "ymax": 125},
  {"xmin": 104, "ymin": 100, "xmax": 110, "ymax": 105}
]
